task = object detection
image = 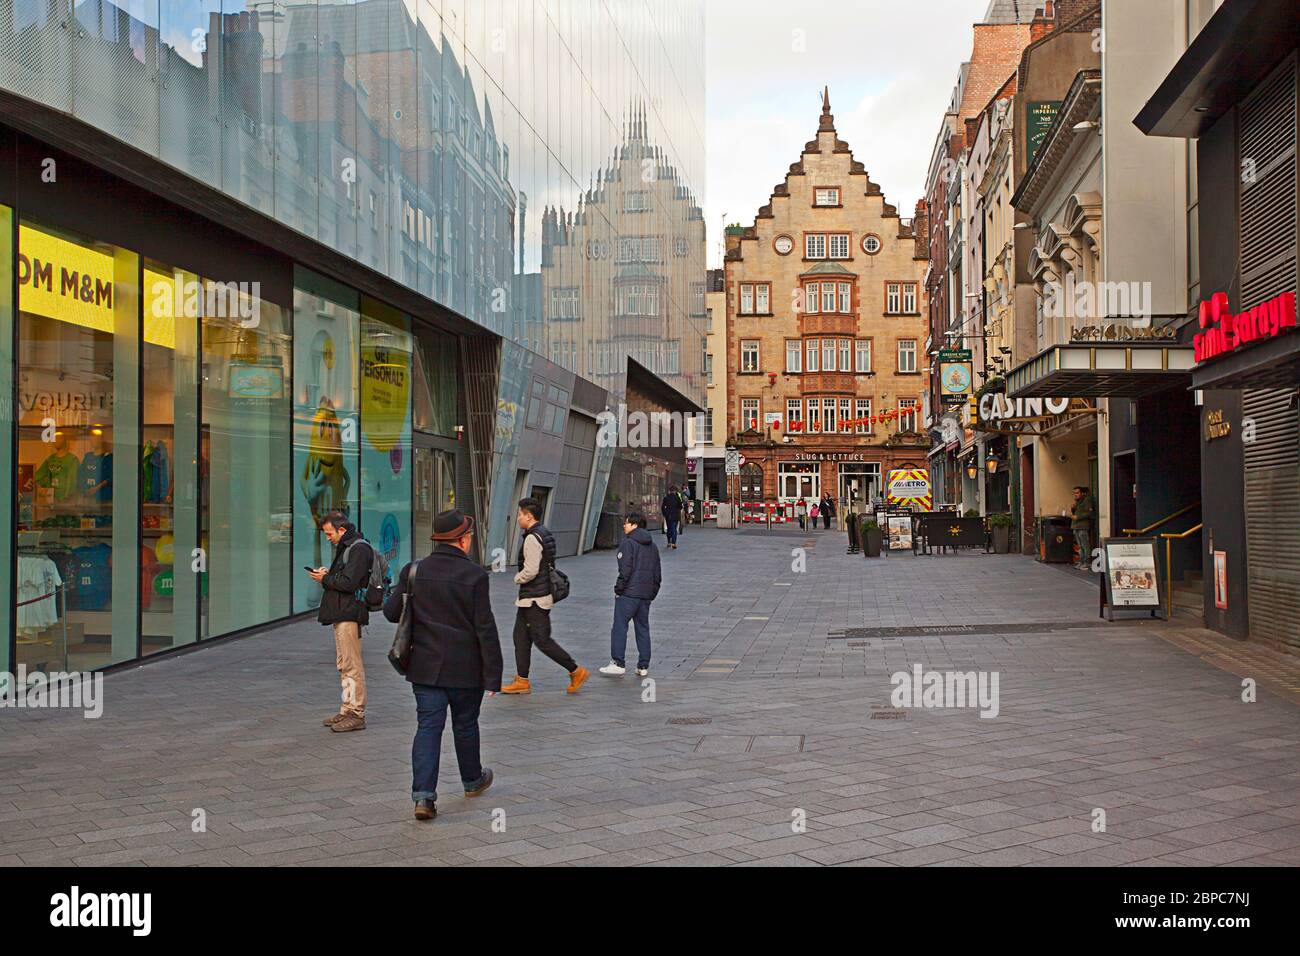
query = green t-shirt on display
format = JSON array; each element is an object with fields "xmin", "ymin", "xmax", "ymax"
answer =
[{"xmin": 35, "ymin": 450, "xmax": 81, "ymax": 501}]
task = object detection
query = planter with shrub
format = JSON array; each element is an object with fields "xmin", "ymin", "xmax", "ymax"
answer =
[
  {"xmin": 988, "ymin": 512, "xmax": 1014, "ymax": 553},
  {"xmin": 860, "ymin": 517, "xmax": 883, "ymax": 557}
]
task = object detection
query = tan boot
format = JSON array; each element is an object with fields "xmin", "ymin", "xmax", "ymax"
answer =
[
  {"xmin": 566, "ymin": 666, "xmax": 590, "ymax": 695},
  {"xmin": 501, "ymin": 676, "xmax": 531, "ymax": 695}
]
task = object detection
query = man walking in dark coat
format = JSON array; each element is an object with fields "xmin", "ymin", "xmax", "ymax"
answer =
[
  {"xmin": 600, "ymin": 512, "xmax": 662, "ymax": 677},
  {"xmin": 500, "ymin": 497, "xmax": 589, "ymax": 695},
  {"xmin": 383, "ymin": 510, "xmax": 502, "ymax": 821},
  {"xmin": 661, "ymin": 484, "xmax": 683, "ymax": 549},
  {"xmin": 308, "ymin": 512, "xmax": 372, "ymax": 733},
  {"xmin": 820, "ymin": 494, "xmax": 836, "ymax": 530}
]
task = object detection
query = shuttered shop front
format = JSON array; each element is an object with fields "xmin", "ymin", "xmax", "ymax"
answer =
[{"xmin": 1240, "ymin": 55, "xmax": 1300, "ymax": 651}]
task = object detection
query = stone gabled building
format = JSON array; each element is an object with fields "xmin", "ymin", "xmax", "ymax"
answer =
[{"xmin": 723, "ymin": 90, "xmax": 929, "ymax": 508}]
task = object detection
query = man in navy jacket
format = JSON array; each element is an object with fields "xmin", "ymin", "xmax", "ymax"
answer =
[{"xmin": 600, "ymin": 512, "xmax": 662, "ymax": 677}]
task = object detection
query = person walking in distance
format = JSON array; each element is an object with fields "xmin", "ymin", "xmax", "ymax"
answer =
[
  {"xmin": 308, "ymin": 512, "xmax": 371, "ymax": 733},
  {"xmin": 677, "ymin": 487, "xmax": 690, "ymax": 535},
  {"xmin": 384, "ymin": 510, "xmax": 501, "ymax": 821},
  {"xmin": 1070, "ymin": 486, "xmax": 1096, "ymax": 570},
  {"xmin": 795, "ymin": 497, "xmax": 807, "ymax": 530},
  {"xmin": 600, "ymin": 512, "xmax": 662, "ymax": 678},
  {"xmin": 500, "ymin": 498, "xmax": 590, "ymax": 695},
  {"xmin": 820, "ymin": 493, "xmax": 836, "ymax": 531},
  {"xmin": 661, "ymin": 484, "xmax": 682, "ymax": 549}
]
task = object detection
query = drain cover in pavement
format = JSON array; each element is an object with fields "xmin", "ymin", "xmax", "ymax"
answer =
[{"xmin": 667, "ymin": 717, "xmax": 712, "ymax": 725}]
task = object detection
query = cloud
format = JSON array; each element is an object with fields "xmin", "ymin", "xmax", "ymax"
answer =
[{"xmin": 707, "ymin": 0, "xmax": 993, "ymax": 266}]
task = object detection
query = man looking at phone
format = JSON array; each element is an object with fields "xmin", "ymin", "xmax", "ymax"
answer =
[{"xmin": 308, "ymin": 512, "xmax": 372, "ymax": 732}]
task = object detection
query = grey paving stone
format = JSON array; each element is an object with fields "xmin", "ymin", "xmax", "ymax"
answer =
[{"xmin": 3, "ymin": 531, "xmax": 1298, "ymax": 867}]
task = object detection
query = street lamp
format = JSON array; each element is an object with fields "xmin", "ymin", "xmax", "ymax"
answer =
[
  {"xmin": 965, "ymin": 461, "xmax": 979, "ymax": 480},
  {"xmin": 985, "ymin": 453, "xmax": 999, "ymax": 474}
]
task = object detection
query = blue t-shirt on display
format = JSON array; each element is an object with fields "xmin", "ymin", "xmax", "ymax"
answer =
[
  {"xmin": 150, "ymin": 441, "xmax": 170, "ymax": 501},
  {"xmin": 79, "ymin": 452, "xmax": 100, "ymax": 498},
  {"xmin": 70, "ymin": 544, "xmax": 112, "ymax": 610}
]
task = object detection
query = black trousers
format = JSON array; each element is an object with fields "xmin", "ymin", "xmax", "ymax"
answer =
[{"xmin": 513, "ymin": 603, "xmax": 576, "ymax": 677}]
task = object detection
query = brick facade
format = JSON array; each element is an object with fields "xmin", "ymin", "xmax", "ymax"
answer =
[{"xmin": 723, "ymin": 90, "xmax": 930, "ymax": 506}]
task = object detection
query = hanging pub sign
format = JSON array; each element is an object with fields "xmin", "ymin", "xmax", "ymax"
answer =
[
  {"xmin": 1099, "ymin": 537, "xmax": 1164, "ymax": 621},
  {"xmin": 1193, "ymin": 290, "xmax": 1296, "ymax": 363}
]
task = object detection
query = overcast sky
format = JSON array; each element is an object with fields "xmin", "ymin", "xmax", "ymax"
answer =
[{"xmin": 705, "ymin": 0, "xmax": 994, "ymax": 267}]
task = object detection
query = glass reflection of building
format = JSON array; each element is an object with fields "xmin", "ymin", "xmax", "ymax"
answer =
[{"xmin": 0, "ymin": 0, "xmax": 704, "ymax": 675}]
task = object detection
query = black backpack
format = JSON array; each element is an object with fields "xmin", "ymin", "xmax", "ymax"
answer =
[{"xmin": 344, "ymin": 539, "xmax": 391, "ymax": 610}]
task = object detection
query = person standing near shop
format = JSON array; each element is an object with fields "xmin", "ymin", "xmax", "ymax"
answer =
[
  {"xmin": 309, "ymin": 512, "xmax": 372, "ymax": 733},
  {"xmin": 809, "ymin": 499, "xmax": 820, "ymax": 530},
  {"xmin": 660, "ymin": 485, "xmax": 682, "ymax": 550},
  {"xmin": 1070, "ymin": 486, "xmax": 1095, "ymax": 570},
  {"xmin": 677, "ymin": 487, "xmax": 691, "ymax": 534},
  {"xmin": 794, "ymin": 497, "xmax": 807, "ymax": 530},
  {"xmin": 383, "ymin": 509, "xmax": 501, "ymax": 821},
  {"xmin": 501, "ymin": 498, "xmax": 590, "ymax": 695},
  {"xmin": 820, "ymin": 493, "xmax": 836, "ymax": 530},
  {"xmin": 599, "ymin": 511, "xmax": 662, "ymax": 678}
]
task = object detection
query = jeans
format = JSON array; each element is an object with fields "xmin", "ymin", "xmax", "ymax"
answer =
[
  {"xmin": 411, "ymin": 684, "xmax": 485, "ymax": 803},
  {"xmin": 610, "ymin": 595, "xmax": 652, "ymax": 669},
  {"xmin": 822, "ymin": 513, "xmax": 832, "ymax": 530},
  {"xmin": 664, "ymin": 518, "xmax": 679, "ymax": 545},
  {"xmin": 512, "ymin": 603, "xmax": 576, "ymax": 677},
  {"xmin": 1073, "ymin": 528, "xmax": 1092, "ymax": 567}
]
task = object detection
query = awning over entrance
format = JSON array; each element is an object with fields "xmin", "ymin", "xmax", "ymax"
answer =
[
  {"xmin": 1007, "ymin": 342, "xmax": 1195, "ymax": 398},
  {"xmin": 1191, "ymin": 331, "xmax": 1300, "ymax": 390}
]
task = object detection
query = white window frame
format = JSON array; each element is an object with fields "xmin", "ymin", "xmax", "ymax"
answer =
[
  {"xmin": 739, "ymin": 284, "xmax": 754, "ymax": 315},
  {"xmin": 805, "ymin": 283, "xmax": 819, "ymax": 314},
  {"xmin": 814, "ymin": 187, "xmax": 840, "ymax": 207},
  {"xmin": 862, "ymin": 234, "xmax": 881, "ymax": 255},
  {"xmin": 855, "ymin": 339, "xmax": 872, "ymax": 372},
  {"xmin": 856, "ymin": 399, "xmax": 871, "ymax": 434},
  {"xmin": 740, "ymin": 339, "xmax": 761, "ymax": 373},
  {"xmin": 902, "ymin": 282, "xmax": 918, "ymax": 314},
  {"xmin": 822, "ymin": 398, "xmax": 838, "ymax": 433},
  {"xmin": 785, "ymin": 340, "xmax": 802, "ymax": 373},
  {"xmin": 839, "ymin": 338, "xmax": 852, "ymax": 372},
  {"xmin": 821, "ymin": 284, "xmax": 836, "ymax": 313},
  {"xmin": 898, "ymin": 339, "xmax": 917, "ymax": 373},
  {"xmin": 805, "ymin": 234, "xmax": 826, "ymax": 259},
  {"xmin": 886, "ymin": 283, "xmax": 902, "ymax": 315},
  {"xmin": 786, "ymin": 398, "xmax": 803, "ymax": 427},
  {"xmin": 822, "ymin": 339, "xmax": 836, "ymax": 372},
  {"xmin": 807, "ymin": 399, "xmax": 822, "ymax": 433},
  {"xmin": 839, "ymin": 398, "xmax": 852, "ymax": 434},
  {"xmin": 838, "ymin": 282, "xmax": 852, "ymax": 313},
  {"xmin": 899, "ymin": 398, "xmax": 918, "ymax": 433},
  {"xmin": 755, "ymin": 283, "xmax": 770, "ymax": 314},
  {"xmin": 829, "ymin": 233, "xmax": 850, "ymax": 259},
  {"xmin": 806, "ymin": 339, "xmax": 819, "ymax": 372},
  {"xmin": 741, "ymin": 398, "xmax": 760, "ymax": 432}
]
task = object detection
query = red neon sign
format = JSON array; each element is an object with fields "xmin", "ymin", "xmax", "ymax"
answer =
[{"xmin": 1194, "ymin": 290, "xmax": 1296, "ymax": 363}]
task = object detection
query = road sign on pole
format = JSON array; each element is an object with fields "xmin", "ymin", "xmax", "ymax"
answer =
[{"xmin": 725, "ymin": 446, "xmax": 740, "ymax": 476}]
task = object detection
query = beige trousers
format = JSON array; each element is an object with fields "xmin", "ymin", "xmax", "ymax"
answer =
[{"xmin": 333, "ymin": 622, "xmax": 366, "ymax": 717}]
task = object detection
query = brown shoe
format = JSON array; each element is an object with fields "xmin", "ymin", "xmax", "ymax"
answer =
[
  {"xmin": 501, "ymin": 676, "xmax": 531, "ymax": 695},
  {"xmin": 323, "ymin": 712, "xmax": 346, "ymax": 727},
  {"xmin": 414, "ymin": 799, "xmax": 436, "ymax": 821},
  {"xmin": 464, "ymin": 768, "xmax": 494, "ymax": 798},
  {"xmin": 330, "ymin": 714, "xmax": 366, "ymax": 732},
  {"xmin": 566, "ymin": 666, "xmax": 590, "ymax": 695}
]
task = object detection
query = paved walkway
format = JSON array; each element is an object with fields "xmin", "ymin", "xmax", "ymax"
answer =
[{"xmin": 3, "ymin": 524, "xmax": 1299, "ymax": 867}]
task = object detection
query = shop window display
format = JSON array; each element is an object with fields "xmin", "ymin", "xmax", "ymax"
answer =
[
  {"xmin": 14, "ymin": 220, "xmax": 140, "ymax": 671},
  {"xmin": 293, "ymin": 268, "xmax": 361, "ymax": 614}
]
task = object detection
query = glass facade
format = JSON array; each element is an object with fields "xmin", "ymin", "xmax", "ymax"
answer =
[{"xmin": 0, "ymin": 1, "xmax": 704, "ymax": 673}]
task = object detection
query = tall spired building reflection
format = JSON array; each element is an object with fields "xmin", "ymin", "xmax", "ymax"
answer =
[{"xmin": 539, "ymin": 104, "xmax": 706, "ymax": 401}]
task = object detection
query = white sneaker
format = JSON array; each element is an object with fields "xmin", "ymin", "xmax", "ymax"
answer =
[
  {"xmin": 635, "ymin": 667, "xmax": 650, "ymax": 677},
  {"xmin": 599, "ymin": 662, "xmax": 626, "ymax": 676}
]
